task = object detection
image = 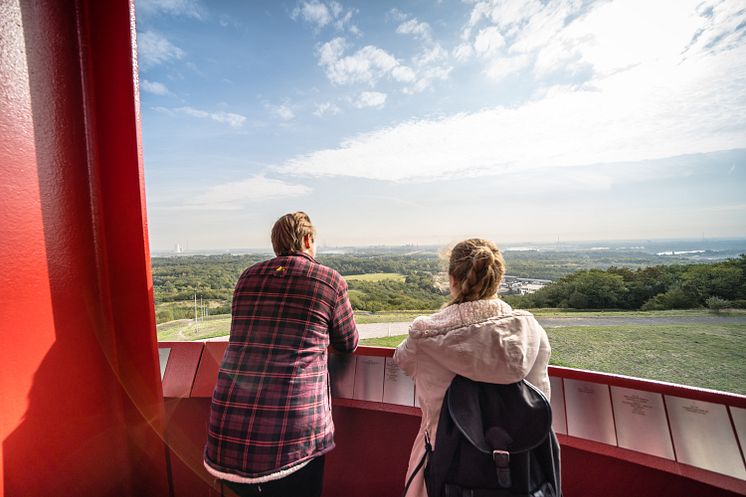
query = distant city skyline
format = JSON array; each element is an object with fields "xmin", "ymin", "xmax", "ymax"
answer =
[{"xmin": 136, "ymin": 0, "xmax": 746, "ymax": 250}]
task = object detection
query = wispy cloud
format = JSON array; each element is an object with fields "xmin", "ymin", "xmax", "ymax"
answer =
[
  {"xmin": 155, "ymin": 106, "xmax": 247, "ymax": 127},
  {"xmin": 279, "ymin": 37, "xmax": 746, "ymax": 181},
  {"xmin": 137, "ymin": 0, "xmax": 204, "ymax": 19},
  {"xmin": 390, "ymin": 10, "xmax": 452, "ymax": 93},
  {"xmin": 387, "ymin": 8, "xmax": 409, "ymax": 23},
  {"xmin": 396, "ymin": 18, "xmax": 432, "ymax": 41},
  {"xmin": 137, "ymin": 31, "xmax": 185, "ymax": 69},
  {"xmin": 313, "ymin": 102, "xmax": 342, "ymax": 117},
  {"xmin": 473, "ymin": 26, "xmax": 505, "ymax": 56},
  {"xmin": 187, "ymin": 175, "xmax": 312, "ymax": 210},
  {"xmin": 141, "ymin": 79, "xmax": 172, "ymax": 95},
  {"xmin": 354, "ymin": 91, "xmax": 387, "ymax": 109},
  {"xmin": 291, "ymin": 0, "xmax": 359, "ymax": 34},
  {"xmin": 485, "ymin": 55, "xmax": 530, "ymax": 80},
  {"xmin": 316, "ymin": 37, "xmax": 414, "ymax": 86},
  {"xmin": 292, "ymin": 0, "xmax": 332, "ymax": 28},
  {"xmin": 457, "ymin": 0, "xmax": 746, "ymax": 84},
  {"xmin": 269, "ymin": 103, "xmax": 295, "ymax": 121}
]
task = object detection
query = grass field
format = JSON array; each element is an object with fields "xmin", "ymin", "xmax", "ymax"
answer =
[
  {"xmin": 361, "ymin": 323, "xmax": 746, "ymax": 394},
  {"xmin": 157, "ymin": 315, "xmax": 232, "ymax": 341},
  {"xmin": 528, "ymin": 308, "xmax": 746, "ymax": 318},
  {"xmin": 343, "ymin": 272, "xmax": 406, "ymax": 282},
  {"xmin": 156, "ymin": 310, "xmax": 428, "ymax": 340},
  {"xmin": 156, "ymin": 308, "xmax": 746, "ymax": 393}
]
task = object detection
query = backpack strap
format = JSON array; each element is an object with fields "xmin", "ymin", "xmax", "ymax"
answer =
[{"xmin": 401, "ymin": 432, "xmax": 432, "ymax": 497}]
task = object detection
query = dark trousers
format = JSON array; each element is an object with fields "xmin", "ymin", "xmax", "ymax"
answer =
[{"xmin": 221, "ymin": 456, "xmax": 325, "ymax": 497}]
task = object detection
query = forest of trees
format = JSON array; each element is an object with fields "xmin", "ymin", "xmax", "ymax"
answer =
[
  {"xmin": 347, "ymin": 272, "xmax": 447, "ymax": 312},
  {"xmin": 151, "ymin": 252, "xmax": 745, "ymax": 323},
  {"xmin": 506, "ymin": 255, "xmax": 746, "ymax": 310},
  {"xmin": 151, "ymin": 253, "xmax": 446, "ymax": 322}
]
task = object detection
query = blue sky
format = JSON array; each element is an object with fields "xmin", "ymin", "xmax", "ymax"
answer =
[{"xmin": 136, "ymin": 0, "xmax": 746, "ymax": 250}]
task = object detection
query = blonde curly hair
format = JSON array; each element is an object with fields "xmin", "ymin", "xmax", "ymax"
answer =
[{"xmin": 447, "ymin": 238, "xmax": 505, "ymax": 305}]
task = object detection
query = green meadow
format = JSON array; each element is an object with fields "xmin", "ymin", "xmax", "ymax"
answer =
[{"xmin": 362, "ymin": 321, "xmax": 746, "ymax": 395}]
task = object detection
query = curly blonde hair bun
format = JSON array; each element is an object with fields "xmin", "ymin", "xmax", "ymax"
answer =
[{"xmin": 448, "ymin": 238, "xmax": 505, "ymax": 305}]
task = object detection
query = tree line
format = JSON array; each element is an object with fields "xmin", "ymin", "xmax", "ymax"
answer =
[
  {"xmin": 152, "ymin": 253, "xmax": 443, "ymax": 303},
  {"xmin": 152, "ymin": 252, "xmax": 745, "ymax": 324},
  {"xmin": 347, "ymin": 272, "xmax": 447, "ymax": 312},
  {"xmin": 506, "ymin": 255, "xmax": 746, "ymax": 310}
]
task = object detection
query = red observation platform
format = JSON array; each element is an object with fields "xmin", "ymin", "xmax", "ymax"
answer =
[{"xmin": 1, "ymin": 1, "xmax": 745, "ymax": 496}]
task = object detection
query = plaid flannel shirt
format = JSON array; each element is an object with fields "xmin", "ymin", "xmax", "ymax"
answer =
[{"xmin": 204, "ymin": 252, "xmax": 358, "ymax": 478}]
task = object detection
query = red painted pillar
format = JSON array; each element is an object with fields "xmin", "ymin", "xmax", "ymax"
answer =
[{"xmin": 0, "ymin": 1, "xmax": 169, "ymax": 496}]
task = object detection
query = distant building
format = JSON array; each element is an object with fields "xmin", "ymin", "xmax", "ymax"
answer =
[{"xmin": 501, "ymin": 275, "xmax": 551, "ymax": 295}]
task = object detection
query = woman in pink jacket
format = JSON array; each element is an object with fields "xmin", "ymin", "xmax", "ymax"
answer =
[{"xmin": 394, "ymin": 238, "xmax": 552, "ymax": 497}]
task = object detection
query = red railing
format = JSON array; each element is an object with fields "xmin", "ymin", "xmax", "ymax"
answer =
[{"xmin": 159, "ymin": 341, "xmax": 746, "ymax": 496}]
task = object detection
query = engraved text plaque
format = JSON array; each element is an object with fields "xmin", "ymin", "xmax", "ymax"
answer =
[
  {"xmin": 564, "ymin": 379, "xmax": 617, "ymax": 445},
  {"xmin": 353, "ymin": 355, "xmax": 385, "ymax": 402},
  {"xmin": 611, "ymin": 386, "xmax": 674, "ymax": 459},
  {"xmin": 383, "ymin": 358, "xmax": 415, "ymax": 406},
  {"xmin": 665, "ymin": 396, "xmax": 746, "ymax": 479}
]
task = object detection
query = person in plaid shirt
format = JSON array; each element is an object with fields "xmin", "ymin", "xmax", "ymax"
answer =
[{"xmin": 204, "ymin": 212, "xmax": 359, "ymax": 497}]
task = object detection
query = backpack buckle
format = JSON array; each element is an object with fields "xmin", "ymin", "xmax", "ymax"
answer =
[{"xmin": 492, "ymin": 450, "xmax": 511, "ymax": 488}]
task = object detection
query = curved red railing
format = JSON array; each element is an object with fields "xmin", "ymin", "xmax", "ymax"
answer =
[{"xmin": 158, "ymin": 342, "xmax": 746, "ymax": 496}]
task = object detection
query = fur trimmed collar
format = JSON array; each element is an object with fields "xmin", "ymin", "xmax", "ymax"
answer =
[{"xmin": 409, "ymin": 298, "xmax": 513, "ymax": 338}]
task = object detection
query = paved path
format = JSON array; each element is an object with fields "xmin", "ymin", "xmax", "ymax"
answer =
[{"xmin": 200, "ymin": 315, "xmax": 746, "ymax": 342}]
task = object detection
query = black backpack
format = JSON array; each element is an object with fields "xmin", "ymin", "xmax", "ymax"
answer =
[{"xmin": 404, "ymin": 376, "xmax": 561, "ymax": 497}]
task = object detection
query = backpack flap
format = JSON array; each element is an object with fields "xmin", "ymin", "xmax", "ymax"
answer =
[
  {"xmin": 447, "ymin": 377, "xmax": 552, "ymax": 491},
  {"xmin": 424, "ymin": 377, "xmax": 557, "ymax": 497},
  {"xmin": 447, "ymin": 377, "xmax": 552, "ymax": 454}
]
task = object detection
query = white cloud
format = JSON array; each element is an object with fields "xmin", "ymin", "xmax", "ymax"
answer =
[
  {"xmin": 316, "ymin": 38, "xmax": 412, "ymax": 86},
  {"xmin": 396, "ymin": 19, "xmax": 432, "ymax": 41},
  {"xmin": 406, "ymin": 66, "xmax": 452, "ymax": 94},
  {"xmin": 391, "ymin": 65, "xmax": 417, "ymax": 83},
  {"xmin": 271, "ymin": 104, "xmax": 295, "ymax": 121},
  {"xmin": 484, "ymin": 55, "xmax": 529, "ymax": 80},
  {"xmin": 313, "ymin": 102, "xmax": 342, "ymax": 117},
  {"xmin": 292, "ymin": 0, "xmax": 332, "ymax": 28},
  {"xmin": 388, "ymin": 8, "xmax": 409, "ymax": 22},
  {"xmin": 355, "ymin": 91, "xmax": 387, "ymax": 109},
  {"xmin": 414, "ymin": 44, "xmax": 448, "ymax": 67},
  {"xmin": 137, "ymin": 0, "xmax": 204, "ymax": 19},
  {"xmin": 278, "ymin": 40, "xmax": 746, "ymax": 182},
  {"xmin": 507, "ymin": 1, "xmax": 580, "ymax": 55},
  {"xmin": 329, "ymin": 1, "xmax": 343, "ymax": 18},
  {"xmin": 473, "ymin": 26, "xmax": 505, "ymax": 55},
  {"xmin": 317, "ymin": 37, "xmax": 346, "ymax": 66},
  {"xmin": 137, "ymin": 31, "xmax": 185, "ymax": 69},
  {"xmin": 157, "ymin": 106, "xmax": 247, "ymax": 127},
  {"xmin": 334, "ymin": 10, "xmax": 357, "ymax": 33},
  {"xmin": 189, "ymin": 175, "xmax": 312, "ymax": 210},
  {"xmin": 141, "ymin": 79, "xmax": 171, "ymax": 95},
  {"xmin": 292, "ymin": 0, "xmax": 359, "ymax": 33},
  {"xmin": 453, "ymin": 42, "xmax": 474, "ymax": 62},
  {"xmin": 460, "ymin": 0, "xmax": 744, "ymax": 83}
]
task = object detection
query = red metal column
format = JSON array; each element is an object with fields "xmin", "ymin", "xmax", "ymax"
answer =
[{"xmin": 0, "ymin": 1, "xmax": 168, "ymax": 496}]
